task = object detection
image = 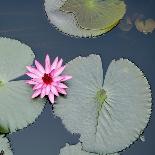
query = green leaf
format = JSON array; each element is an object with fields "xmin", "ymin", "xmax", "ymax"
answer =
[
  {"xmin": 54, "ymin": 55, "xmax": 152, "ymax": 154},
  {"xmin": 0, "ymin": 135, "xmax": 13, "ymax": 155},
  {"xmin": 0, "ymin": 81, "xmax": 45, "ymax": 134},
  {"xmin": 0, "ymin": 37, "xmax": 34, "ymax": 81},
  {"xmin": 0, "ymin": 38, "xmax": 45, "ymax": 134},
  {"xmin": 59, "ymin": 143, "xmax": 120, "ymax": 155},
  {"xmin": 60, "ymin": 0, "xmax": 126, "ymax": 30},
  {"xmin": 44, "ymin": 0, "xmax": 126, "ymax": 37}
]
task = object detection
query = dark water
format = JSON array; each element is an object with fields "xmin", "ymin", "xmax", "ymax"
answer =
[{"xmin": 0, "ymin": 0, "xmax": 155, "ymax": 154}]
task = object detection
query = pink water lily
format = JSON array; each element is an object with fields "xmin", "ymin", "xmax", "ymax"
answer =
[{"xmin": 26, "ymin": 54, "xmax": 72, "ymax": 104}]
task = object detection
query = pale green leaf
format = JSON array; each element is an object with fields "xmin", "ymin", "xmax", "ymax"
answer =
[
  {"xmin": 0, "ymin": 81, "xmax": 45, "ymax": 133},
  {"xmin": 44, "ymin": 0, "xmax": 126, "ymax": 37},
  {"xmin": 60, "ymin": 0, "xmax": 126, "ymax": 30},
  {"xmin": 0, "ymin": 135, "xmax": 13, "ymax": 155},
  {"xmin": 59, "ymin": 143, "xmax": 120, "ymax": 155},
  {"xmin": 54, "ymin": 55, "xmax": 152, "ymax": 154},
  {"xmin": 0, "ymin": 37, "xmax": 34, "ymax": 81},
  {"xmin": 0, "ymin": 38, "xmax": 45, "ymax": 133}
]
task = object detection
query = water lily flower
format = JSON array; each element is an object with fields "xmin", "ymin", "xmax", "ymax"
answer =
[{"xmin": 26, "ymin": 54, "xmax": 72, "ymax": 104}]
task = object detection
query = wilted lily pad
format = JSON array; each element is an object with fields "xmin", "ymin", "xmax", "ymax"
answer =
[
  {"xmin": 44, "ymin": 0, "xmax": 126, "ymax": 37},
  {"xmin": 119, "ymin": 16, "xmax": 133, "ymax": 32},
  {"xmin": 0, "ymin": 135, "xmax": 13, "ymax": 155},
  {"xmin": 0, "ymin": 38, "xmax": 45, "ymax": 133},
  {"xmin": 54, "ymin": 54, "xmax": 152, "ymax": 154},
  {"xmin": 59, "ymin": 143, "xmax": 119, "ymax": 155},
  {"xmin": 135, "ymin": 18, "xmax": 155, "ymax": 34}
]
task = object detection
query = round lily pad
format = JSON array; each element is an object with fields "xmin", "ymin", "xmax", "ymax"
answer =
[
  {"xmin": 0, "ymin": 37, "xmax": 34, "ymax": 81},
  {"xmin": 59, "ymin": 143, "xmax": 120, "ymax": 155},
  {"xmin": 0, "ymin": 38, "xmax": 45, "ymax": 133},
  {"xmin": 44, "ymin": 0, "xmax": 126, "ymax": 37},
  {"xmin": 60, "ymin": 0, "xmax": 126, "ymax": 30},
  {"xmin": 0, "ymin": 135, "xmax": 13, "ymax": 155},
  {"xmin": 54, "ymin": 55, "xmax": 152, "ymax": 154}
]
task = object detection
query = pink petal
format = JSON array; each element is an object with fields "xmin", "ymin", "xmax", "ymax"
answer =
[
  {"xmin": 58, "ymin": 83, "xmax": 68, "ymax": 89},
  {"xmin": 53, "ymin": 76, "xmax": 64, "ymax": 82},
  {"xmin": 48, "ymin": 92, "xmax": 55, "ymax": 104},
  {"xmin": 33, "ymin": 78, "xmax": 43, "ymax": 83},
  {"xmin": 32, "ymin": 89, "xmax": 41, "ymax": 98},
  {"xmin": 51, "ymin": 85, "xmax": 59, "ymax": 96},
  {"xmin": 40, "ymin": 87, "xmax": 46, "ymax": 98},
  {"xmin": 56, "ymin": 58, "xmax": 63, "ymax": 69},
  {"xmin": 26, "ymin": 66, "xmax": 43, "ymax": 77},
  {"xmin": 45, "ymin": 85, "xmax": 51, "ymax": 95},
  {"xmin": 52, "ymin": 82, "xmax": 59, "ymax": 87},
  {"xmin": 57, "ymin": 87, "xmax": 67, "ymax": 95},
  {"xmin": 53, "ymin": 66, "xmax": 66, "ymax": 77},
  {"xmin": 35, "ymin": 60, "xmax": 45, "ymax": 74},
  {"xmin": 26, "ymin": 72, "xmax": 39, "ymax": 79},
  {"xmin": 25, "ymin": 80, "xmax": 38, "ymax": 85},
  {"xmin": 51, "ymin": 57, "xmax": 58, "ymax": 71},
  {"xmin": 33, "ymin": 83, "xmax": 43, "ymax": 90},
  {"xmin": 45, "ymin": 54, "xmax": 51, "ymax": 74},
  {"xmin": 61, "ymin": 75, "xmax": 72, "ymax": 81}
]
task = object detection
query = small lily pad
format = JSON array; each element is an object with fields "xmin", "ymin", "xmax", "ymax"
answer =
[
  {"xmin": 54, "ymin": 55, "xmax": 152, "ymax": 154},
  {"xmin": 135, "ymin": 18, "xmax": 155, "ymax": 34},
  {"xmin": 59, "ymin": 143, "xmax": 120, "ymax": 155},
  {"xmin": 0, "ymin": 135, "xmax": 13, "ymax": 155},
  {"xmin": 0, "ymin": 38, "xmax": 45, "ymax": 133}
]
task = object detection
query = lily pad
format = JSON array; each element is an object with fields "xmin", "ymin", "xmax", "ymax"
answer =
[
  {"xmin": 44, "ymin": 0, "xmax": 126, "ymax": 37},
  {"xmin": 0, "ymin": 37, "xmax": 34, "ymax": 81},
  {"xmin": 135, "ymin": 18, "xmax": 155, "ymax": 34},
  {"xmin": 59, "ymin": 143, "xmax": 120, "ymax": 155},
  {"xmin": 60, "ymin": 0, "xmax": 126, "ymax": 30},
  {"xmin": 0, "ymin": 135, "xmax": 13, "ymax": 155},
  {"xmin": 54, "ymin": 55, "xmax": 152, "ymax": 154},
  {"xmin": 0, "ymin": 38, "xmax": 45, "ymax": 133}
]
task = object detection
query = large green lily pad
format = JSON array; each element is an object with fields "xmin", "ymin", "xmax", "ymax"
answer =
[
  {"xmin": 44, "ymin": 0, "xmax": 126, "ymax": 37},
  {"xmin": 0, "ymin": 38, "xmax": 45, "ymax": 134},
  {"xmin": 60, "ymin": 0, "xmax": 126, "ymax": 30},
  {"xmin": 54, "ymin": 55, "xmax": 152, "ymax": 154}
]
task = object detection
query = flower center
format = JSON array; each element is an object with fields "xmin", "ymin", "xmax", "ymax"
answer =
[{"xmin": 42, "ymin": 74, "xmax": 53, "ymax": 85}]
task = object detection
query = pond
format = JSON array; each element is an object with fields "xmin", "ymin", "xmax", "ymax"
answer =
[{"xmin": 0, "ymin": 0, "xmax": 154, "ymax": 155}]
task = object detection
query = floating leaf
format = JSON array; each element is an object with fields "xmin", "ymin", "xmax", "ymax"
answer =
[
  {"xmin": 54, "ymin": 55, "xmax": 152, "ymax": 154},
  {"xmin": 0, "ymin": 38, "xmax": 45, "ymax": 133},
  {"xmin": 135, "ymin": 18, "xmax": 155, "ymax": 34},
  {"xmin": 59, "ymin": 143, "xmax": 120, "ymax": 155},
  {"xmin": 0, "ymin": 135, "xmax": 13, "ymax": 155},
  {"xmin": 0, "ymin": 37, "xmax": 34, "ymax": 81},
  {"xmin": 119, "ymin": 16, "xmax": 133, "ymax": 32},
  {"xmin": 44, "ymin": 0, "xmax": 126, "ymax": 37},
  {"xmin": 60, "ymin": 0, "xmax": 126, "ymax": 30},
  {"xmin": 59, "ymin": 143, "xmax": 96, "ymax": 155}
]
